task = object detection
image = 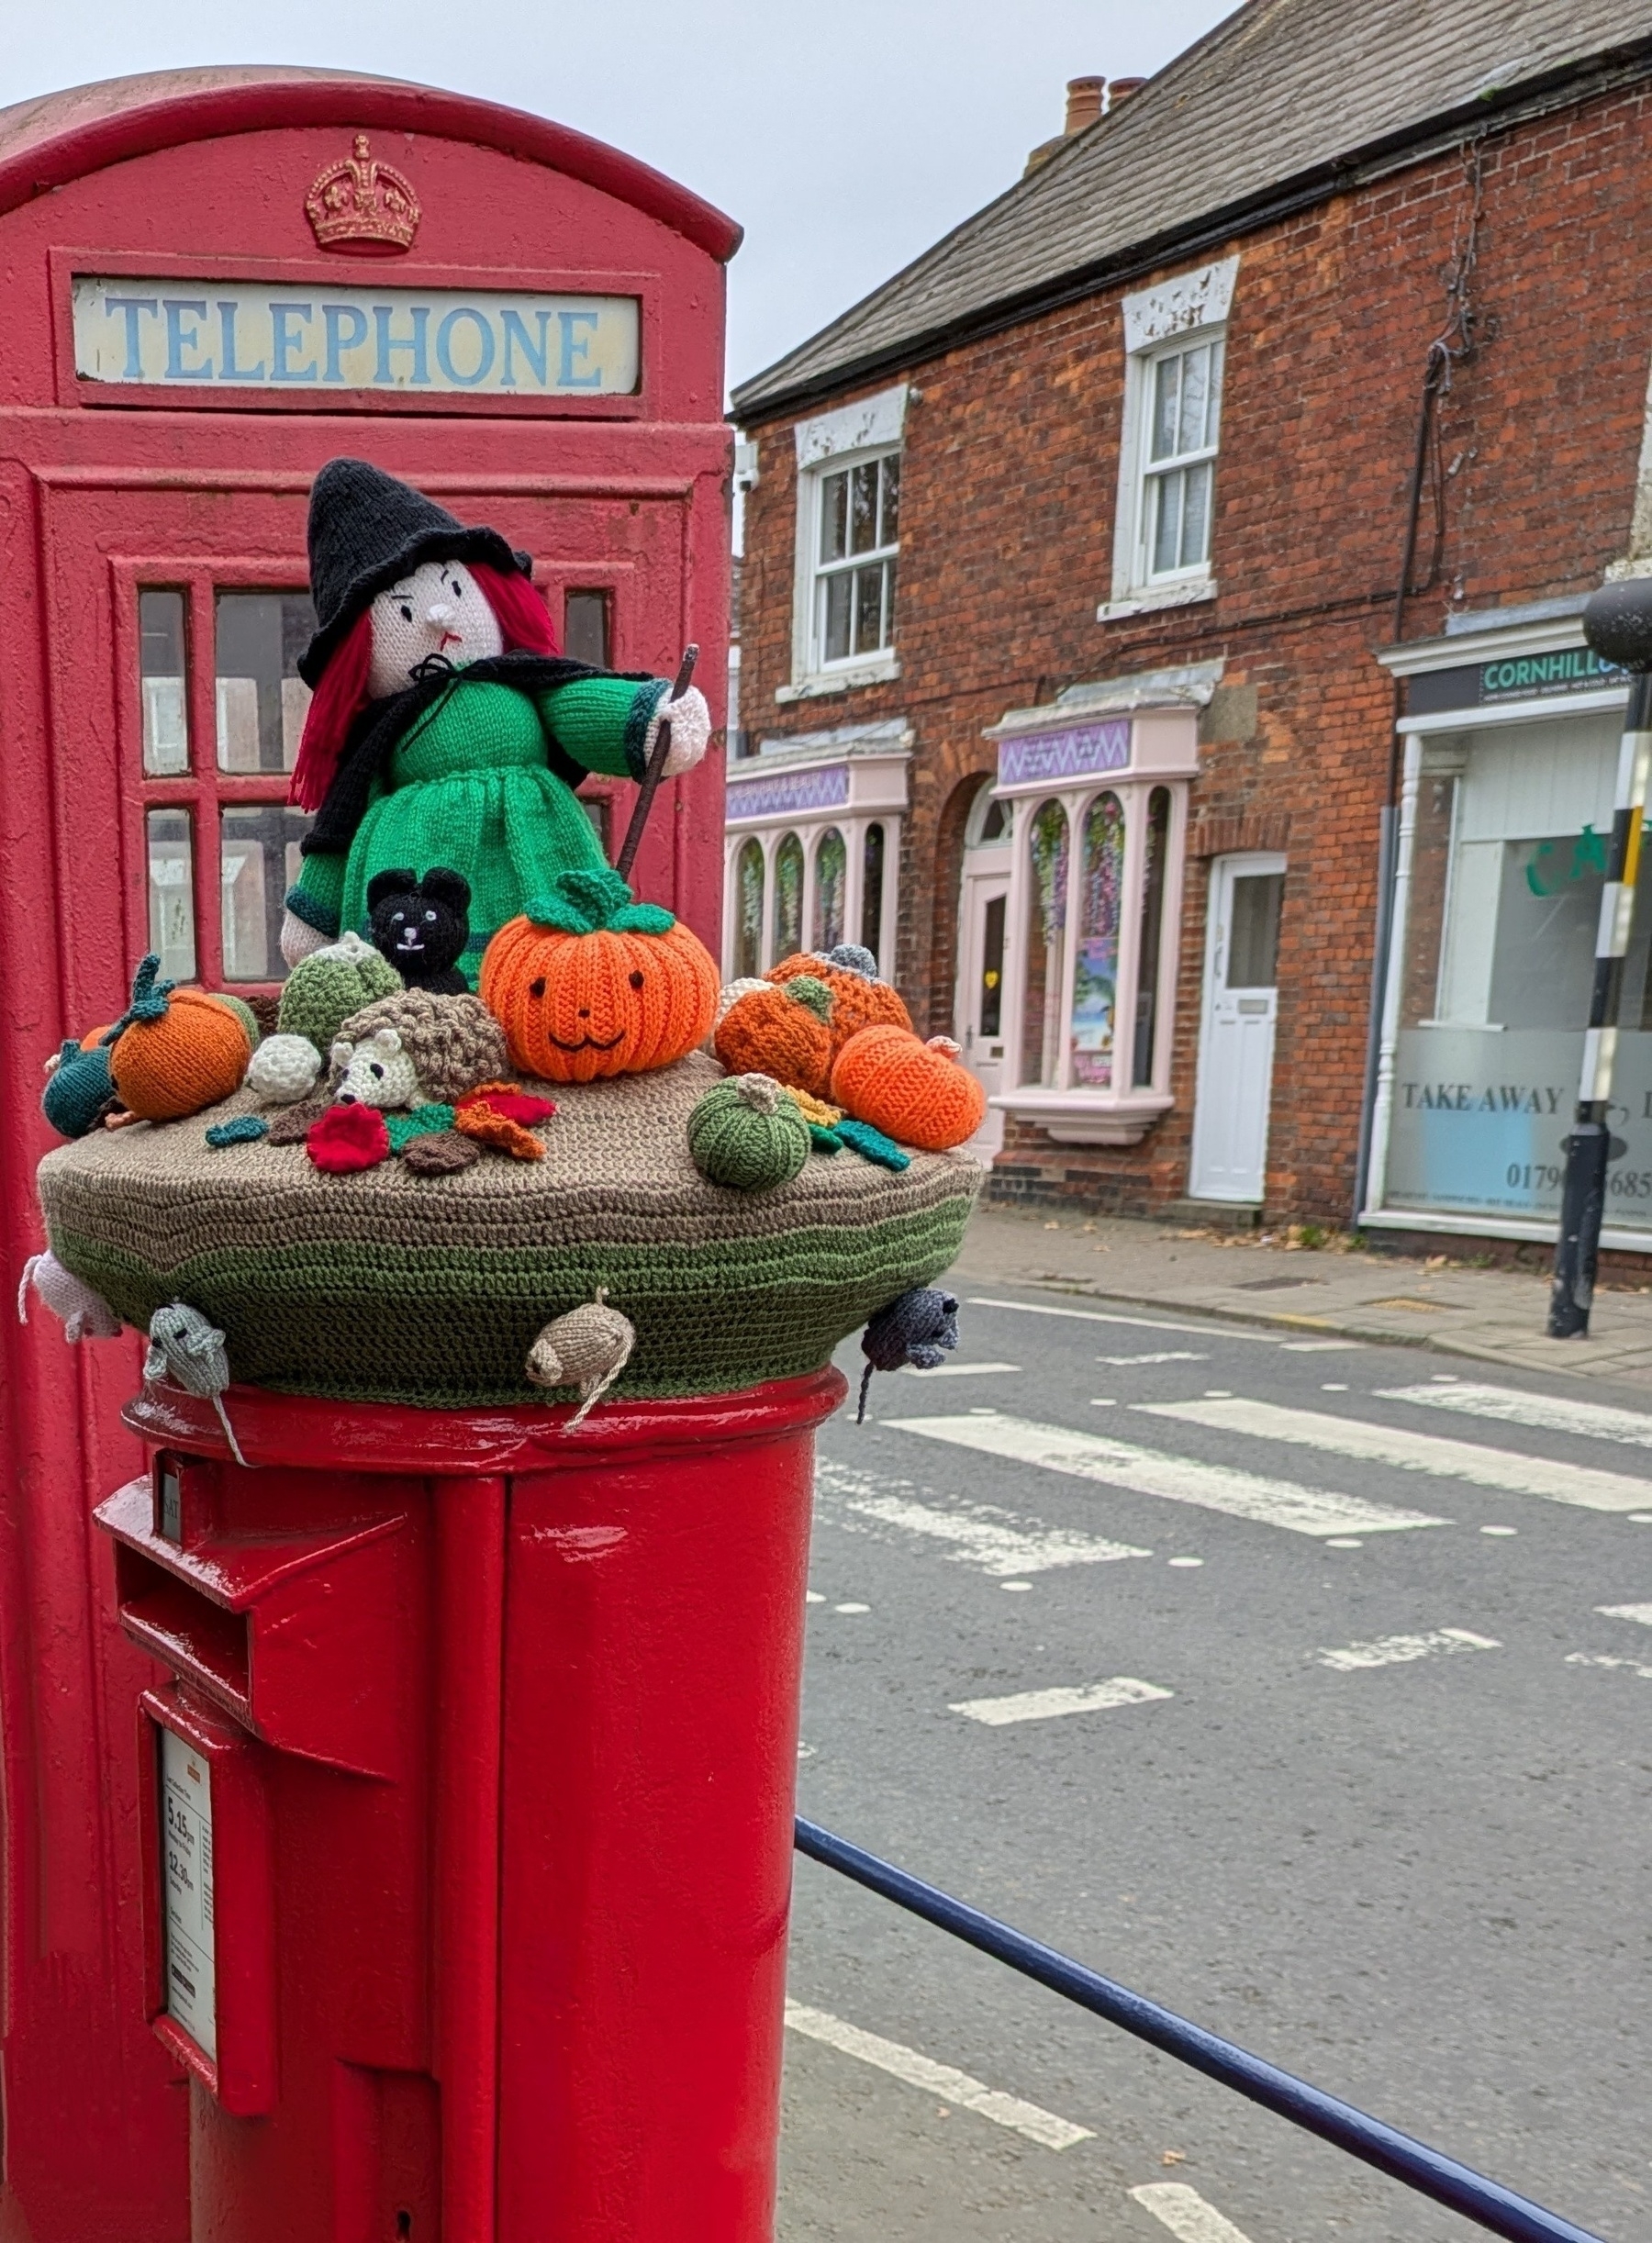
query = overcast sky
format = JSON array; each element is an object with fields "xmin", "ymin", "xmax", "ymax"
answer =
[{"xmin": 3, "ymin": 1, "xmax": 1235, "ymax": 392}]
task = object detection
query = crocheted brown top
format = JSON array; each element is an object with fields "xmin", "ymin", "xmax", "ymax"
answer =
[{"xmin": 38, "ymin": 1051, "xmax": 981, "ymax": 1407}]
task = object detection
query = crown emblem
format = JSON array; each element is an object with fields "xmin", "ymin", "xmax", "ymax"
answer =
[{"xmin": 305, "ymin": 135, "xmax": 420, "ymax": 255}]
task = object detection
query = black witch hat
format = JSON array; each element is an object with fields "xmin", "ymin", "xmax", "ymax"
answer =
[{"xmin": 299, "ymin": 458, "xmax": 532, "ymax": 686}]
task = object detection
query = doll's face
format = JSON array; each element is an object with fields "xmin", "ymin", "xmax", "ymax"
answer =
[{"xmin": 367, "ymin": 560, "xmax": 503, "ymax": 697}]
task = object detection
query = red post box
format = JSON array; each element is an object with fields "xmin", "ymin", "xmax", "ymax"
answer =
[
  {"xmin": 0, "ymin": 70, "xmax": 736, "ymax": 2242},
  {"xmin": 94, "ymin": 1370, "xmax": 841, "ymax": 2241}
]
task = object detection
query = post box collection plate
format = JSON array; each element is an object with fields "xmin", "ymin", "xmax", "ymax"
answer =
[{"xmin": 160, "ymin": 1727, "xmax": 217, "ymax": 2060}]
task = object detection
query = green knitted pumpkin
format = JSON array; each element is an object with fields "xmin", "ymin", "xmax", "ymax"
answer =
[
  {"xmin": 687, "ymin": 1073, "xmax": 811, "ymax": 1191},
  {"xmin": 278, "ymin": 933, "xmax": 402, "ymax": 1055}
]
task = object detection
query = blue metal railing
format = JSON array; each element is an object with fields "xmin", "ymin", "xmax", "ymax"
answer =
[{"xmin": 795, "ymin": 1816, "xmax": 1609, "ymax": 2243}]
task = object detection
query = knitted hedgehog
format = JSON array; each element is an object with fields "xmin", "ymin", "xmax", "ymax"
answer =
[{"xmin": 331, "ymin": 987, "xmax": 508, "ymax": 1105}]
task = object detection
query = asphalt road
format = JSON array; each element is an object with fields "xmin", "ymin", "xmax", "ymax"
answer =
[{"xmin": 776, "ymin": 1283, "xmax": 1652, "ymax": 2243}]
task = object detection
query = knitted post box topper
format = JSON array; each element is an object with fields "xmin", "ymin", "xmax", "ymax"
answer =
[
  {"xmin": 109, "ymin": 957, "xmax": 253, "ymax": 1123},
  {"xmin": 831, "ymin": 1027, "xmax": 988, "ymax": 1154},
  {"xmin": 712, "ymin": 976, "xmax": 835, "ymax": 1099},
  {"xmin": 768, "ymin": 944, "xmax": 911, "ymax": 1057},
  {"xmin": 278, "ymin": 459, "xmax": 712, "ymax": 989},
  {"xmin": 480, "ymin": 868, "xmax": 719, "ymax": 1085}
]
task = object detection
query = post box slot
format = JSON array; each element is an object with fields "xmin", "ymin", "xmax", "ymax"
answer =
[{"xmin": 115, "ymin": 1546, "xmax": 251, "ymax": 1719}]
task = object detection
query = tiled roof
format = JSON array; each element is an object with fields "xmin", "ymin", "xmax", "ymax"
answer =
[{"xmin": 732, "ymin": 0, "xmax": 1652, "ymax": 419}]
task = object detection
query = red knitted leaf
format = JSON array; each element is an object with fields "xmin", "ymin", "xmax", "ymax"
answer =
[
  {"xmin": 455, "ymin": 1086, "xmax": 557, "ymax": 1125},
  {"xmin": 307, "ymin": 1102, "xmax": 391, "ymax": 1173}
]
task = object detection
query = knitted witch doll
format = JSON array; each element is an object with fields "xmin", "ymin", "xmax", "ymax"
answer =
[{"xmin": 279, "ymin": 459, "xmax": 711, "ymax": 984}]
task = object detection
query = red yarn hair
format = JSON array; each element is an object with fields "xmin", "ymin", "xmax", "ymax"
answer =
[{"xmin": 289, "ymin": 562, "xmax": 563, "ymax": 812}]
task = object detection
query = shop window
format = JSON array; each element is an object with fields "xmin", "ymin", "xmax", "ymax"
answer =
[
  {"xmin": 146, "ymin": 808, "xmax": 195, "ymax": 981},
  {"xmin": 135, "ymin": 584, "xmax": 316, "ymax": 989},
  {"xmin": 734, "ymin": 839, "xmax": 765, "ymax": 978},
  {"xmin": 773, "ymin": 832, "xmax": 804, "ymax": 959},
  {"xmin": 812, "ymin": 450, "xmax": 899, "ymax": 670},
  {"xmin": 812, "ymin": 828, "xmax": 846, "ymax": 952},
  {"xmin": 1375, "ymin": 713, "xmax": 1652, "ymax": 1233},
  {"xmin": 563, "ymin": 588, "xmax": 611, "ymax": 668},
  {"xmin": 1141, "ymin": 335, "xmax": 1223, "ymax": 582},
  {"xmin": 1070, "ymin": 794, "xmax": 1124, "ymax": 1087},
  {"xmin": 215, "ymin": 592, "xmax": 313, "ymax": 772},
  {"xmin": 140, "ymin": 591, "xmax": 189, "ymax": 775},
  {"xmin": 1133, "ymin": 787, "xmax": 1170, "ymax": 1086},
  {"xmin": 1020, "ymin": 799, "xmax": 1070, "ymax": 1088},
  {"xmin": 860, "ymin": 822, "xmax": 886, "ymax": 962}
]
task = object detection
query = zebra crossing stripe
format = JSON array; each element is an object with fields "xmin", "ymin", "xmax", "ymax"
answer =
[
  {"xmin": 1379, "ymin": 1380, "xmax": 1652, "ymax": 1452},
  {"xmin": 883, "ymin": 1414, "xmax": 1446, "ymax": 1537},
  {"xmin": 1138, "ymin": 1396, "xmax": 1652, "ymax": 1512}
]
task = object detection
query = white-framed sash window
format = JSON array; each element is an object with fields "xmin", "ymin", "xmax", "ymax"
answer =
[{"xmin": 782, "ymin": 385, "xmax": 908, "ymax": 701}]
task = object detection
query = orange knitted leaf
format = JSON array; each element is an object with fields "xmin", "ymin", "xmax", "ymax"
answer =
[
  {"xmin": 480, "ymin": 915, "xmax": 719, "ymax": 1085},
  {"xmin": 111, "ymin": 988, "xmax": 251, "ymax": 1122},
  {"xmin": 768, "ymin": 953, "xmax": 911, "ymax": 1055},
  {"xmin": 454, "ymin": 1101, "xmax": 546, "ymax": 1160},
  {"xmin": 713, "ymin": 982, "xmax": 835, "ymax": 1098},
  {"xmin": 830, "ymin": 1027, "xmax": 987, "ymax": 1153}
]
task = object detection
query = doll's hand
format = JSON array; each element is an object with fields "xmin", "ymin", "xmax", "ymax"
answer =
[
  {"xmin": 280, "ymin": 909, "xmax": 331, "ymax": 969},
  {"xmin": 643, "ymin": 684, "xmax": 712, "ymax": 776}
]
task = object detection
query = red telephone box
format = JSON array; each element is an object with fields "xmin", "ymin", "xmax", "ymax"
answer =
[{"xmin": 0, "ymin": 70, "xmax": 737, "ymax": 2243}]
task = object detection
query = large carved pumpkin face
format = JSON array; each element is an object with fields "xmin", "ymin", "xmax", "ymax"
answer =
[{"xmin": 480, "ymin": 869, "xmax": 719, "ymax": 1084}]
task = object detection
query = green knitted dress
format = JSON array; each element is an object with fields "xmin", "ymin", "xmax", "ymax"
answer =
[{"xmin": 286, "ymin": 673, "xmax": 664, "ymax": 982}]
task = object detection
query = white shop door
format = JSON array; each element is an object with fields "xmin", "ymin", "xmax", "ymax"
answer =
[
  {"xmin": 955, "ymin": 869, "xmax": 1010, "ymax": 1155},
  {"xmin": 1189, "ymin": 854, "xmax": 1286, "ymax": 1202}
]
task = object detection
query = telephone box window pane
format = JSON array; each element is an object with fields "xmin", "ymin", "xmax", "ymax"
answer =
[
  {"xmin": 564, "ymin": 590, "xmax": 611, "ymax": 668},
  {"xmin": 221, "ymin": 806, "xmax": 313, "ymax": 982},
  {"xmin": 1070, "ymin": 793, "xmax": 1124, "ymax": 1088},
  {"xmin": 812, "ymin": 829, "xmax": 846, "ymax": 952},
  {"xmin": 773, "ymin": 832, "xmax": 804, "ymax": 960},
  {"xmin": 734, "ymin": 839, "xmax": 765, "ymax": 978},
  {"xmin": 860, "ymin": 823, "xmax": 885, "ymax": 962},
  {"xmin": 215, "ymin": 592, "xmax": 317, "ymax": 774},
  {"xmin": 147, "ymin": 809, "xmax": 196, "ymax": 982},
  {"xmin": 1133, "ymin": 787, "xmax": 1171, "ymax": 1087},
  {"xmin": 580, "ymin": 797, "xmax": 611, "ymax": 856},
  {"xmin": 140, "ymin": 590, "xmax": 189, "ymax": 775},
  {"xmin": 1228, "ymin": 873, "xmax": 1283, "ymax": 988},
  {"xmin": 1021, "ymin": 799, "xmax": 1069, "ymax": 1088}
]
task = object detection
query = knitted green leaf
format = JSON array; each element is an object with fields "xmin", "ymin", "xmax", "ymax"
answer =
[
  {"xmin": 121, "ymin": 953, "xmax": 174, "ymax": 1028},
  {"xmin": 610, "ymin": 903, "xmax": 676, "ymax": 934},
  {"xmin": 785, "ymin": 975, "xmax": 833, "ymax": 1023},
  {"xmin": 527, "ymin": 867, "xmax": 675, "ymax": 936}
]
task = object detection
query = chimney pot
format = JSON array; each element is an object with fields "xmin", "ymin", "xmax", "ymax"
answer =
[
  {"xmin": 1064, "ymin": 76, "xmax": 1106, "ymax": 136},
  {"xmin": 1107, "ymin": 76, "xmax": 1146, "ymax": 107}
]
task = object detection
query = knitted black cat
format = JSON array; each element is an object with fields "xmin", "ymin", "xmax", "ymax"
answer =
[{"xmin": 367, "ymin": 866, "xmax": 473, "ymax": 996}]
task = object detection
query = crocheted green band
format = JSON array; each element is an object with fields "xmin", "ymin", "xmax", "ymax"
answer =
[{"xmin": 524, "ymin": 867, "xmax": 675, "ymax": 936}]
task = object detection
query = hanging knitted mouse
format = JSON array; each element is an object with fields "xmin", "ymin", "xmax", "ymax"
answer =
[
  {"xmin": 279, "ymin": 460, "xmax": 713, "ymax": 988},
  {"xmin": 856, "ymin": 1287, "xmax": 960, "ymax": 1421}
]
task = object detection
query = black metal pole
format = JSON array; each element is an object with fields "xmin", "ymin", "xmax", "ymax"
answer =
[
  {"xmin": 1549, "ymin": 581, "xmax": 1652, "ymax": 1336},
  {"xmin": 614, "ymin": 645, "xmax": 699, "ymax": 883}
]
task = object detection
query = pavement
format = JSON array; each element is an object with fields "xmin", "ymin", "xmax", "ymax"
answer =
[
  {"xmin": 776, "ymin": 1273, "xmax": 1652, "ymax": 2243},
  {"xmin": 944, "ymin": 1202, "xmax": 1652, "ymax": 1383}
]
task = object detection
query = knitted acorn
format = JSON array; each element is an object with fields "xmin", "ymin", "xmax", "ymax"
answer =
[
  {"xmin": 109, "ymin": 957, "xmax": 252, "ymax": 1123},
  {"xmin": 713, "ymin": 976, "xmax": 835, "ymax": 1099},
  {"xmin": 277, "ymin": 931, "xmax": 402, "ymax": 1056},
  {"xmin": 526, "ymin": 1286, "xmax": 636, "ymax": 1427},
  {"xmin": 769, "ymin": 945, "xmax": 911, "ymax": 1056},
  {"xmin": 831, "ymin": 1027, "xmax": 986, "ymax": 1153},
  {"xmin": 480, "ymin": 868, "xmax": 719, "ymax": 1085},
  {"xmin": 687, "ymin": 1072, "xmax": 812, "ymax": 1190}
]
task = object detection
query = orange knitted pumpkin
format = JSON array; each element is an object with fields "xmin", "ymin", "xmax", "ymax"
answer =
[
  {"xmin": 768, "ymin": 949, "xmax": 911, "ymax": 1055},
  {"xmin": 480, "ymin": 869, "xmax": 719, "ymax": 1085},
  {"xmin": 714, "ymin": 976, "xmax": 835, "ymax": 1098},
  {"xmin": 830, "ymin": 1026, "xmax": 987, "ymax": 1153},
  {"xmin": 109, "ymin": 957, "xmax": 253, "ymax": 1122}
]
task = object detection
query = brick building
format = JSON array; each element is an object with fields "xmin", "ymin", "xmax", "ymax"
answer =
[{"xmin": 728, "ymin": 0, "xmax": 1652, "ymax": 1260}]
